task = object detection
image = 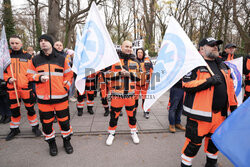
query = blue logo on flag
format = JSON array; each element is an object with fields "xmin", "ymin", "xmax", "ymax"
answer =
[
  {"xmin": 224, "ymin": 62, "xmax": 242, "ymax": 96},
  {"xmin": 150, "ymin": 33, "xmax": 185, "ymax": 93}
]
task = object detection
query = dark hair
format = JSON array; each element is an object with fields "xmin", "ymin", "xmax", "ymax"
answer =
[
  {"xmin": 136, "ymin": 48, "xmax": 145, "ymax": 59},
  {"xmin": 9, "ymin": 35, "xmax": 21, "ymax": 40}
]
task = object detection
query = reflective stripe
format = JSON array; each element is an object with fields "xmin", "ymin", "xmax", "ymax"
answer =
[
  {"xmin": 181, "ymin": 154, "xmax": 193, "ymax": 166},
  {"xmin": 111, "ymin": 91, "xmax": 135, "ymax": 96},
  {"xmin": 33, "ymin": 74, "xmax": 38, "ymax": 80},
  {"xmin": 37, "ymin": 93, "xmax": 68, "ymax": 99},
  {"xmin": 27, "ymin": 69, "xmax": 37, "ymax": 74},
  {"xmin": 206, "ymin": 153, "xmax": 218, "ymax": 159},
  {"xmin": 64, "ymin": 68, "xmax": 71, "ymax": 74},
  {"xmin": 10, "ymin": 125, "xmax": 19, "ymax": 128},
  {"xmin": 61, "ymin": 127, "xmax": 73, "ymax": 138},
  {"xmin": 39, "ymin": 72, "xmax": 63, "ymax": 76},
  {"xmin": 11, "ymin": 121, "xmax": 20, "ymax": 125},
  {"xmin": 64, "ymin": 80, "xmax": 71, "ymax": 87},
  {"xmin": 183, "ymin": 105, "xmax": 211, "ymax": 117},
  {"xmin": 29, "ymin": 120, "xmax": 38, "ymax": 126},
  {"xmin": 44, "ymin": 130, "xmax": 55, "ymax": 140}
]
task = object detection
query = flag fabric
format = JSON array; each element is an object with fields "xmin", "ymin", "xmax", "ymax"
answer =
[
  {"xmin": 224, "ymin": 57, "xmax": 243, "ymax": 105},
  {"xmin": 212, "ymin": 97, "xmax": 250, "ymax": 167},
  {"xmin": 143, "ymin": 16, "xmax": 207, "ymax": 111},
  {"xmin": 0, "ymin": 25, "xmax": 11, "ymax": 79},
  {"xmin": 72, "ymin": 2, "xmax": 120, "ymax": 94}
]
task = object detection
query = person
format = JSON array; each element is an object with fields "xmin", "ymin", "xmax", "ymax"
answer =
[
  {"xmin": 66, "ymin": 49, "xmax": 76, "ymax": 102},
  {"xmin": 27, "ymin": 46, "xmax": 35, "ymax": 57},
  {"xmin": 0, "ymin": 79, "xmax": 11, "ymax": 124},
  {"xmin": 181, "ymin": 37, "xmax": 238, "ymax": 167},
  {"xmin": 168, "ymin": 79, "xmax": 186, "ymax": 133},
  {"xmin": 54, "ymin": 41, "xmax": 67, "ymax": 57},
  {"xmin": 135, "ymin": 48, "xmax": 153, "ymax": 119},
  {"xmin": 27, "ymin": 34, "xmax": 74, "ymax": 156},
  {"xmin": 4, "ymin": 35, "xmax": 41, "ymax": 141},
  {"xmin": 243, "ymin": 54, "xmax": 250, "ymax": 101},
  {"xmin": 220, "ymin": 43, "xmax": 237, "ymax": 61},
  {"xmin": 106, "ymin": 40, "xmax": 141, "ymax": 146}
]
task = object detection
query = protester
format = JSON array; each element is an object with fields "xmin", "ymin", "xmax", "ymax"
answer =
[
  {"xmin": 54, "ymin": 41, "xmax": 67, "ymax": 57},
  {"xmin": 220, "ymin": 43, "xmax": 237, "ymax": 61},
  {"xmin": 135, "ymin": 48, "xmax": 153, "ymax": 119},
  {"xmin": 66, "ymin": 49, "xmax": 76, "ymax": 102},
  {"xmin": 27, "ymin": 34, "xmax": 74, "ymax": 156},
  {"xmin": 4, "ymin": 35, "xmax": 41, "ymax": 141},
  {"xmin": 181, "ymin": 37, "xmax": 238, "ymax": 167},
  {"xmin": 106, "ymin": 40, "xmax": 141, "ymax": 146},
  {"xmin": 168, "ymin": 79, "xmax": 186, "ymax": 133},
  {"xmin": 0, "ymin": 78, "xmax": 11, "ymax": 124},
  {"xmin": 243, "ymin": 54, "xmax": 250, "ymax": 101},
  {"xmin": 27, "ymin": 46, "xmax": 35, "ymax": 57}
]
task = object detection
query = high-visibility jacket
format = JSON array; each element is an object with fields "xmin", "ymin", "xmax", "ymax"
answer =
[
  {"xmin": 220, "ymin": 51, "xmax": 235, "ymax": 61},
  {"xmin": 243, "ymin": 55, "xmax": 250, "ymax": 95},
  {"xmin": 4, "ymin": 49, "xmax": 32, "ymax": 90},
  {"xmin": 107, "ymin": 52, "xmax": 140, "ymax": 96},
  {"xmin": 182, "ymin": 60, "xmax": 237, "ymax": 122},
  {"xmin": 136, "ymin": 57, "xmax": 153, "ymax": 86},
  {"xmin": 27, "ymin": 49, "xmax": 73, "ymax": 104}
]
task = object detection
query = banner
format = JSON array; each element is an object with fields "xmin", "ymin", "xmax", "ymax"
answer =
[{"xmin": 143, "ymin": 16, "xmax": 207, "ymax": 111}]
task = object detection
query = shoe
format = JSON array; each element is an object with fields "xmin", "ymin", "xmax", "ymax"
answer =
[
  {"xmin": 53, "ymin": 116, "xmax": 57, "ymax": 123},
  {"xmin": 106, "ymin": 133, "xmax": 115, "ymax": 146},
  {"xmin": 0, "ymin": 115, "xmax": 6, "ymax": 123},
  {"xmin": 87, "ymin": 106, "xmax": 94, "ymax": 115},
  {"xmin": 119, "ymin": 111, "xmax": 123, "ymax": 116},
  {"xmin": 3, "ymin": 116, "xmax": 11, "ymax": 124},
  {"xmin": 32, "ymin": 125, "xmax": 42, "ymax": 137},
  {"xmin": 131, "ymin": 132, "xmax": 140, "ymax": 144},
  {"xmin": 47, "ymin": 138, "xmax": 58, "ymax": 156},
  {"xmin": 181, "ymin": 162, "xmax": 192, "ymax": 167},
  {"xmin": 175, "ymin": 124, "xmax": 186, "ymax": 131},
  {"xmin": 205, "ymin": 156, "xmax": 218, "ymax": 167},
  {"xmin": 144, "ymin": 112, "xmax": 150, "ymax": 119},
  {"xmin": 104, "ymin": 107, "xmax": 109, "ymax": 117},
  {"xmin": 77, "ymin": 109, "xmax": 83, "ymax": 116},
  {"xmin": 169, "ymin": 125, "xmax": 176, "ymax": 133},
  {"xmin": 6, "ymin": 128, "xmax": 20, "ymax": 141},
  {"xmin": 63, "ymin": 136, "xmax": 74, "ymax": 154}
]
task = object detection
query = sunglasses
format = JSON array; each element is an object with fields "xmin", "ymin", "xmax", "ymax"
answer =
[{"xmin": 207, "ymin": 43, "xmax": 218, "ymax": 47}]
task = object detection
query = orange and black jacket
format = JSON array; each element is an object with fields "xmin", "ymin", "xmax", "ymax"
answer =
[
  {"xmin": 107, "ymin": 51, "xmax": 140, "ymax": 96},
  {"xmin": 220, "ymin": 51, "xmax": 235, "ymax": 61},
  {"xmin": 243, "ymin": 55, "xmax": 250, "ymax": 94},
  {"xmin": 27, "ymin": 49, "xmax": 73, "ymax": 104},
  {"xmin": 4, "ymin": 49, "xmax": 33, "ymax": 90},
  {"xmin": 136, "ymin": 57, "xmax": 153, "ymax": 86},
  {"xmin": 182, "ymin": 59, "xmax": 237, "ymax": 122}
]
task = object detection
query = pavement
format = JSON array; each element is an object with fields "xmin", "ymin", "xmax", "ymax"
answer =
[{"xmin": 0, "ymin": 91, "xmax": 233, "ymax": 167}]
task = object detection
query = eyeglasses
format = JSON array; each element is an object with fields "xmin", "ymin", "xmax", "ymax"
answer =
[{"xmin": 207, "ymin": 43, "xmax": 218, "ymax": 47}]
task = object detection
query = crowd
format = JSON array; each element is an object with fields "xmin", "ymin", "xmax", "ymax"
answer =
[{"xmin": 0, "ymin": 34, "xmax": 249, "ymax": 167}]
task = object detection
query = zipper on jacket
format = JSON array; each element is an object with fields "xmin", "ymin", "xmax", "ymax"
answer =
[
  {"xmin": 48, "ymin": 61, "xmax": 52, "ymax": 99},
  {"xmin": 124, "ymin": 59, "xmax": 129, "ymax": 95},
  {"xmin": 16, "ymin": 58, "xmax": 18, "ymax": 88}
]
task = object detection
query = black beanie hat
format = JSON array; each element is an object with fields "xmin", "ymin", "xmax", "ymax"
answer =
[{"xmin": 39, "ymin": 34, "xmax": 54, "ymax": 46}]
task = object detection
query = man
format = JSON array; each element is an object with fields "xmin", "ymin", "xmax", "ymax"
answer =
[
  {"xmin": 54, "ymin": 41, "xmax": 67, "ymax": 57},
  {"xmin": 106, "ymin": 40, "xmax": 140, "ymax": 146},
  {"xmin": 27, "ymin": 34, "xmax": 73, "ymax": 156},
  {"xmin": 181, "ymin": 37, "xmax": 238, "ymax": 167},
  {"xmin": 243, "ymin": 54, "xmax": 250, "ymax": 101},
  {"xmin": 27, "ymin": 46, "xmax": 35, "ymax": 57},
  {"xmin": 220, "ymin": 43, "xmax": 237, "ymax": 61},
  {"xmin": 4, "ymin": 35, "xmax": 41, "ymax": 141}
]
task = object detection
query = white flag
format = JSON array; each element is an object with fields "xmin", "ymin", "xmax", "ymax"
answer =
[
  {"xmin": 224, "ymin": 57, "xmax": 243, "ymax": 105},
  {"xmin": 144, "ymin": 16, "xmax": 207, "ymax": 111},
  {"xmin": 0, "ymin": 26, "xmax": 11, "ymax": 79},
  {"xmin": 72, "ymin": 2, "xmax": 120, "ymax": 94}
]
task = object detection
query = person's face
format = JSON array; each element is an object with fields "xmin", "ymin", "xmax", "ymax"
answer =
[
  {"xmin": 40, "ymin": 39, "xmax": 52, "ymax": 51},
  {"xmin": 137, "ymin": 50, "xmax": 144, "ymax": 59},
  {"xmin": 121, "ymin": 41, "xmax": 133, "ymax": 55},
  {"xmin": 9, "ymin": 38, "xmax": 23, "ymax": 51},
  {"xmin": 54, "ymin": 41, "xmax": 63, "ymax": 52},
  {"xmin": 27, "ymin": 47, "xmax": 34, "ymax": 55},
  {"xmin": 200, "ymin": 44, "xmax": 219, "ymax": 59},
  {"xmin": 225, "ymin": 47, "xmax": 236, "ymax": 55}
]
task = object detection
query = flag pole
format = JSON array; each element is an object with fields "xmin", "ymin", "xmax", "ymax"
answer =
[
  {"xmin": 206, "ymin": 65, "xmax": 215, "ymax": 76},
  {"xmin": 10, "ymin": 64, "xmax": 20, "ymax": 106}
]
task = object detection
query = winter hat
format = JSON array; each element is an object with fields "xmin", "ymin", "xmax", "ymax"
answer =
[{"xmin": 39, "ymin": 34, "xmax": 54, "ymax": 46}]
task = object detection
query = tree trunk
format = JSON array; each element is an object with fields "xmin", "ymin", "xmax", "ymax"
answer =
[{"xmin": 47, "ymin": 0, "xmax": 60, "ymax": 41}]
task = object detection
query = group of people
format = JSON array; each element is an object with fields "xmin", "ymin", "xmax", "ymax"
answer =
[{"xmin": 0, "ymin": 33, "xmax": 249, "ymax": 167}]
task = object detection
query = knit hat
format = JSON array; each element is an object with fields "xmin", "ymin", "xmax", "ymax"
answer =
[{"xmin": 39, "ymin": 34, "xmax": 54, "ymax": 46}]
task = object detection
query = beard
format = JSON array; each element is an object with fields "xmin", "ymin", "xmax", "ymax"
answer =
[{"xmin": 205, "ymin": 50, "xmax": 218, "ymax": 59}]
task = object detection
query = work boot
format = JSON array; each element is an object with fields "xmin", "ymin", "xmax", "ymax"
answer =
[
  {"xmin": 77, "ymin": 108, "xmax": 83, "ymax": 116},
  {"xmin": 181, "ymin": 162, "xmax": 192, "ymax": 167},
  {"xmin": 32, "ymin": 125, "xmax": 42, "ymax": 137},
  {"xmin": 119, "ymin": 111, "xmax": 123, "ymax": 116},
  {"xmin": 47, "ymin": 138, "xmax": 58, "ymax": 156},
  {"xmin": 144, "ymin": 112, "xmax": 150, "ymax": 119},
  {"xmin": 4, "ymin": 116, "xmax": 11, "ymax": 124},
  {"xmin": 0, "ymin": 115, "xmax": 6, "ymax": 123},
  {"xmin": 169, "ymin": 125, "xmax": 176, "ymax": 133},
  {"xmin": 63, "ymin": 136, "xmax": 74, "ymax": 154},
  {"xmin": 87, "ymin": 106, "xmax": 94, "ymax": 115},
  {"xmin": 6, "ymin": 128, "xmax": 20, "ymax": 141},
  {"xmin": 106, "ymin": 133, "xmax": 115, "ymax": 146},
  {"xmin": 175, "ymin": 124, "xmax": 186, "ymax": 131},
  {"xmin": 104, "ymin": 107, "xmax": 109, "ymax": 117},
  {"xmin": 205, "ymin": 156, "xmax": 218, "ymax": 167}
]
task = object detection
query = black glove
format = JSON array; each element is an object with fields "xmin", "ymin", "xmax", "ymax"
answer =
[
  {"xmin": 207, "ymin": 74, "xmax": 222, "ymax": 85},
  {"xmin": 230, "ymin": 105, "xmax": 237, "ymax": 112}
]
